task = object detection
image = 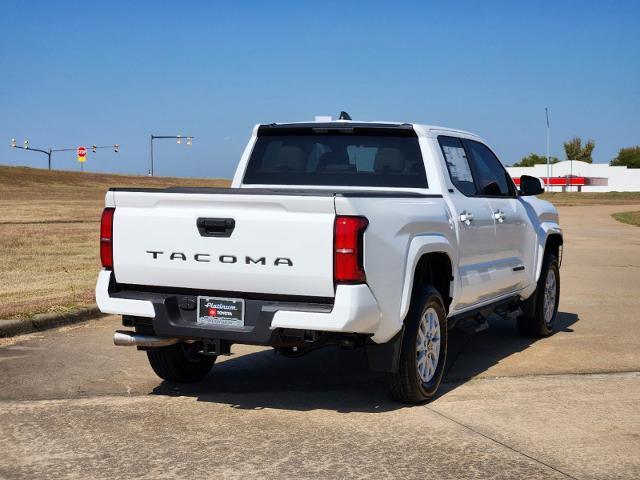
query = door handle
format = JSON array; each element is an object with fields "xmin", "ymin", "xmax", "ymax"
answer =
[
  {"xmin": 493, "ymin": 210, "xmax": 506, "ymax": 223},
  {"xmin": 459, "ymin": 211, "xmax": 474, "ymax": 226},
  {"xmin": 196, "ymin": 218, "xmax": 236, "ymax": 237}
]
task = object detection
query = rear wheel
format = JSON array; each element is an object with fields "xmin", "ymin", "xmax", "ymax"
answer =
[
  {"xmin": 385, "ymin": 286, "xmax": 448, "ymax": 403},
  {"xmin": 517, "ymin": 253, "xmax": 560, "ymax": 337},
  {"xmin": 146, "ymin": 342, "xmax": 216, "ymax": 382}
]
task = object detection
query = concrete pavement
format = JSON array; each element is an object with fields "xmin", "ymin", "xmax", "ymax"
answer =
[{"xmin": 1, "ymin": 204, "xmax": 639, "ymax": 479}]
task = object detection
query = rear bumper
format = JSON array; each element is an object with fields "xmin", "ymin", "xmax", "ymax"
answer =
[{"xmin": 95, "ymin": 270, "xmax": 383, "ymax": 344}]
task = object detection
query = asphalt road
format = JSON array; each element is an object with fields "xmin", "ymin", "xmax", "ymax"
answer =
[{"xmin": 1, "ymin": 204, "xmax": 639, "ymax": 479}]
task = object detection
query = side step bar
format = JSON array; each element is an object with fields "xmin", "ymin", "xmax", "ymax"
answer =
[
  {"xmin": 448, "ymin": 295, "xmax": 521, "ymax": 332},
  {"xmin": 113, "ymin": 330, "xmax": 179, "ymax": 347}
]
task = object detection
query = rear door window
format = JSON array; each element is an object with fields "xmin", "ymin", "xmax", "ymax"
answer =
[{"xmin": 438, "ymin": 136, "xmax": 477, "ymax": 196}]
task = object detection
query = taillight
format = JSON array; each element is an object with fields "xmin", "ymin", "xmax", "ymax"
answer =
[
  {"xmin": 334, "ymin": 216, "xmax": 368, "ymax": 284},
  {"xmin": 100, "ymin": 207, "xmax": 115, "ymax": 269}
]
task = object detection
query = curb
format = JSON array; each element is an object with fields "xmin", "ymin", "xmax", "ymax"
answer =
[{"xmin": 0, "ymin": 305, "xmax": 107, "ymax": 338}]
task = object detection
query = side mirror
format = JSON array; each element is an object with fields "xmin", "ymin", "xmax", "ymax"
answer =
[{"xmin": 519, "ymin": 175, "xmax": 544, "ymax": 196}]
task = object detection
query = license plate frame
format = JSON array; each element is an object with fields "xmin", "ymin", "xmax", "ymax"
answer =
[{"xmin": 196, "ymin": 296, "xmax": 245, "ymax": 328}]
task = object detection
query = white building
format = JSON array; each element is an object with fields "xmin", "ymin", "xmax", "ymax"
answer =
[{"xmin": 506, "ymin": 160, "xmax": 640, "ymax": 192}]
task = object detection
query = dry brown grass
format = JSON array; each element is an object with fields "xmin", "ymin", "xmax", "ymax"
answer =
[
  {"xmin": 3, "ymin": 164, "xmax": 639, "ymax": 319},
  {"xmin": 0, "ymin": 165, "xmax": 230, "ymax": 319},
  {"xmin": 539, "ymin": 191, "xmax": 640, "ymax": 206}
]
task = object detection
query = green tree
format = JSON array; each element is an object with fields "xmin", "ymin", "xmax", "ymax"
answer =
[
  {"xmin": 563, "ymin": 137, "xmax": 595, "ymax": 163},
  {"xmin": 512, "ymin": 153, "xmax": 559, "ymax": 167},
  {"xmin": 610, "ymin": 146, "xmax": 640, "ymax": 168}
]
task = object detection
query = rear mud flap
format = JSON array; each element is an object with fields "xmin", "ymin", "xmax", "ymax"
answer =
[{"xmin": 365, "ymin": 327, "xmax": 404, "ymax": 373}]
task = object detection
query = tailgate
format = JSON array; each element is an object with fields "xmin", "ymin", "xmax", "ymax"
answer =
[{"xmin": 111, "ymin": 191, "xmax": 336, "ymax": 297}]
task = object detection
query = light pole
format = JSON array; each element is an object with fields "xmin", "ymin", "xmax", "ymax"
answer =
[
  {"xmin": 11, "ymin": 138, "xmax": 54, "ymax": 169},
  {"xmin": 545, "ymin": 107, "xmax": 550, "ymax": 192},
  {"xmin": 149, "ymin": 134, "xmax": 194, "ymax": 176},
  {"xmin": 570, "ymin": 157, "xmax": 574, "ymax": 192},
  {"xmin": 10, "ymin": 139, "xmax": 119, "ymax": 170}
]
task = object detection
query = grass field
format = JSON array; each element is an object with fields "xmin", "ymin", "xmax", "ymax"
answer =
[
  {"xmin": 0, "ymin": 165, "xmax": 230, "ymax": 319},
  {"xmin": 2, "ymin": 165, "xmax": 640, "ymax": 320},
  {"xmin": 611, "ymin": 211, "xmax": 640, "ymax": 227}
]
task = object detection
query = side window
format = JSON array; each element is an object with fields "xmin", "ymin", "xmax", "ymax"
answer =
[
  {"xmin": 438, "ymin": 136, "xmax": 476, "ymax": 196},
  {"xmin": 464, "ymin": 140, "xmax": 513, "ymax": 197}
]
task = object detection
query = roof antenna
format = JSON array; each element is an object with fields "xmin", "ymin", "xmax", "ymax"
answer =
[{"xmin": 338, "ymin": 111, "xmax": 352, "ymax": 121}]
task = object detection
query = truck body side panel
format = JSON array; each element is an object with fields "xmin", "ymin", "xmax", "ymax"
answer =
[{"xmin": 334, "ymin": 195, "xmax": 456, "ymax": 342}]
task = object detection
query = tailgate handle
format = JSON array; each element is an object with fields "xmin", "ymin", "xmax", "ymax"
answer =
[{"xmin": 196, "ymin": 218, "xmax": 235, "ymax": 237}]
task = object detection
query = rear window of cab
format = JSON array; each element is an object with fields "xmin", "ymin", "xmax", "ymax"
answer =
[{"xmin": 243, "ymin": 130, "xmax": 428, "ymax": 188}]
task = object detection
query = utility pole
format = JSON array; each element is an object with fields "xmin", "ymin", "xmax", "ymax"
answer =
[
  {"xmin": 149, "ymin": 134, "xmax": 194, "ymax": 176},
  {"xmin": 545, "ymin": 107, "xmax": 550, "ymax": 192}
]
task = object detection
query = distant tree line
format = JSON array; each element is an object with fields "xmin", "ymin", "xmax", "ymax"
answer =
[
  {"xmin": 512, "ymin": 137, "xmax": 640, "ymax": 168},
  {"xmin": 610, "ymin": 146, "xmax": 640, "ymax": 169},
  {"xmin": 513, "ymin": 153, "xmax": 559, "ymax": 167}
]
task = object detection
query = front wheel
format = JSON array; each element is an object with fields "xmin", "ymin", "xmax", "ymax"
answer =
[
  {"xmin": 384, "ymin": 286, "xmax": 448, "ymax": 403},
  {"xmin": 517, "ymin": 253, "xmax": 560, "ymax": 337},
  {"xmin": 146, "ymin": 342, "xmax": 216, "ymax": 383}
]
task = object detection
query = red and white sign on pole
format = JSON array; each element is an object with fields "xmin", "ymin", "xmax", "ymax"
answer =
[{"xmin": 77, "ymin": 146, "xmax": 87, "ymax": 163}]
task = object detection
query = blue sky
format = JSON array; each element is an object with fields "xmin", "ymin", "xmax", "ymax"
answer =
[{"xmin": 1, "ymin": 0, "xmax": 638, "ymax": 178}]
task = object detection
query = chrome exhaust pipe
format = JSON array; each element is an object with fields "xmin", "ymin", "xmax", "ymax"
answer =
[{"xmin": 113, "ymin": 331, "xmax": 180, "ymax": 347}]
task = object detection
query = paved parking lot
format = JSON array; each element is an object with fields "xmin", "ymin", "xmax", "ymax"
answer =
[{"xmin": 1, "ymin": 204, "xmax": 639, "ymax": 479}]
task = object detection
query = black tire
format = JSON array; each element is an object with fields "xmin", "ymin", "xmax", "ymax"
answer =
[
  {"xmin": 384, "ymin": 286, "xmax": 448, "ymax": 404},
  {"xmin": 146, "ymin": 342, "xmax": 216, "ymax": 383},
  {"xmin": 517, "ymin": 253, "xmax": 560, "ymax": 337}
]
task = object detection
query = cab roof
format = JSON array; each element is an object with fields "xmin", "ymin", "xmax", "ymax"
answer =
[{"xmin": 257, "ymin": 120, "xmax": 482, "ymax": 140}]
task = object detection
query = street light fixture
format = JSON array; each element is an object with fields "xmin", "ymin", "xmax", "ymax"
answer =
[{"xmin": 149, "ymin": 134, "xmax": 194, "ymax": 176}]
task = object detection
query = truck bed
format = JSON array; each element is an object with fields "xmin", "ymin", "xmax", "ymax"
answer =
[{"xmin": 108, "ymin": 186, "xmax": 440, "ymax": 198}]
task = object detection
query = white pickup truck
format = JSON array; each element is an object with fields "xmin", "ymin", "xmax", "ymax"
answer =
[{"xmin": 96, "ymin": 118, "xmax": 562, "ymax": 403}]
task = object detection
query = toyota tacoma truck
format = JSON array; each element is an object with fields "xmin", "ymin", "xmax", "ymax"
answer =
[{"xmin": 96, "ymin": 117, "xmax": 562, "ymax": 403}]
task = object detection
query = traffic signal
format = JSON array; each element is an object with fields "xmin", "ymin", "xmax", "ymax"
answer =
[
  {"xmin": 11, "ymin": 138, "xmax": 16, "ymax": 147},
  {"xmin": 24, "ymin": 139, "xmax": 29, "ymax": 149},
  {"xmin": 114, "ymin": 144, "xmax": 119, "ymax": 153},
  {"xmin": 92, "ymin": 144, "xmax": 97, "ymax": 153}
]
